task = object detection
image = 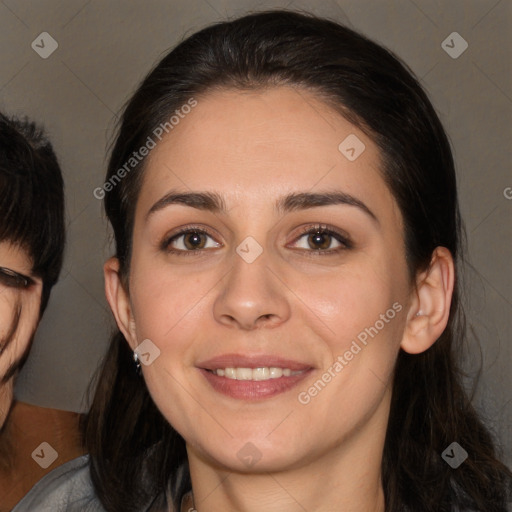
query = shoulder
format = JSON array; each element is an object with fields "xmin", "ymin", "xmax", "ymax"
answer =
[{"xmin": 12, "ymin": 454, "xmax": 106, "ymax": 512}]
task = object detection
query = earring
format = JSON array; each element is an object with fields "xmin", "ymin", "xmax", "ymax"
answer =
[{"xmin": 133, "ymin": 351, "xmax": 142, "ymax": 375}]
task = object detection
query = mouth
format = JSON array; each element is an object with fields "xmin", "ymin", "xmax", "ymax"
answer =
[
  {"xmin": 197, "ymin": 354, "xmax": 313, "ymax": 400},
  {"xmin": 208, "ymin": 367, "xmax": 304, "ymax": 380}
]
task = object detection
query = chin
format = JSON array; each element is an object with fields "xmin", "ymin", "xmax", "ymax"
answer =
[{"xmin": 190, "ymin": 433, "xmax": 311, "ymax": 474}]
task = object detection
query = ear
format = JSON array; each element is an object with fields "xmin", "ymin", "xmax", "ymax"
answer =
[
  {"xmin": 400, "ymin": 247, "xmax": 455, "ymax": 354},
  {"xmin": 104, "ymin": 257, "xmax": 137, "ymax": 350}
]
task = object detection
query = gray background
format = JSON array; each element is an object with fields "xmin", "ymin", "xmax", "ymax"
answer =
[{"xmin": 0, "ymin": 0, "xmax": 510, "ymax": 466}]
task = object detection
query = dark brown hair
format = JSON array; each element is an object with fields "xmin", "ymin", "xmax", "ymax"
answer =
[
  {"xmin": 0, "ymin": 113, "xmax": 65, "ymax": 380},
  {"xmin": 85, "ymin": 10, "xmax": 512, "ymax": 511},
  {"xmin": 0, "ymin": 113, "xmax": 65, "ymax": 314}
]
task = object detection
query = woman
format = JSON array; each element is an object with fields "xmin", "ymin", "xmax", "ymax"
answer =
[{"xmin": 86, "ymin": 10, "xmax": 512, "ymax": 512}]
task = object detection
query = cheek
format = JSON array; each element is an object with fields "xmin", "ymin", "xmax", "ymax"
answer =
[
  {"xmin": 0, "ymin": 293, "xmax": 16, "ymax": 341},
  {"xmin": 290, "ymin": 252, "xmax": 407, "ymax": 416},
  {"xmin": 0, "ymin": 378, "xmax": 14, "ymax": 428},
  {"xmin": 132, "ymin": 272, "xmax": 211, "ymax": 438},
  {"xmin": 0, "ymin": 292, "xmax": 40, "ymax": 378},
  {"xmin": 130, "ymin": 264, "xmax": 209, "ymax": 345},
  {"xmin": 0, "ymin": 295, "xmax": 20, "ymax": 378},
  {"xmin": 294, "ymin": 255, "xmax": 403, "ymax": 344}
]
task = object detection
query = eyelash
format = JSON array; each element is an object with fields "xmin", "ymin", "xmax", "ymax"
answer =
[
  {"xmin": 161, "ymin": 223, "xmax": 352, "ymax": 257},
  {"xmin": 0, "ymin": 267, "xmax": 34, "ymax": 289}
]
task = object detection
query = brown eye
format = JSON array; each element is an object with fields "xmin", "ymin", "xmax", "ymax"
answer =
[
  {"xmin": 0, "ymin": 267, "xmax": 32, "ymax": 289},
  {"xmin": 162, "ymin": 226, "xmax": 222, "ymax": 256},
  {"xmin": 182, "ymin": 232, "xmax": 207, "ymax": 250},
  {"xmin": 307, "ymin": 231, "xmax": 334, "ymax": 250},
  {"xmin": 290, "ymin": 225, "xmax": 352, "ymax": 254}
]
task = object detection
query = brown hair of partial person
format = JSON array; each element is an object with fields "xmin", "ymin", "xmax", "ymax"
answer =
[{"xmin": 0, "ymin": 113, "xmax": 65, "ymax": 383}]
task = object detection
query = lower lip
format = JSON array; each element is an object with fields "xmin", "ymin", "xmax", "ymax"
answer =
[{"xmin": 199, "ymin": 368, "xmax": 312, "ymax": 400}]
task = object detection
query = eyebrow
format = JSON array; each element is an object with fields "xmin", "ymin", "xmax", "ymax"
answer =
[{"xmin": 146, "ymin": 190, "xmax": 378, "ymax": 224}]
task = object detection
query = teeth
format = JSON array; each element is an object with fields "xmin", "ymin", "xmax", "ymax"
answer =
[
  {"xmin": 211, "ymin": 367, "xmax": 303, "ymax": 380},
  {"xmin": 269, "ymin": 367, "xmax": 282, "ymax": 379},
  {"xmin": 253, "ymin": 367, "xmax": 269, "ymax": 380},
  {"xmin": 236, "ymin": 368, "xmax": 253, "ymax": 380}
]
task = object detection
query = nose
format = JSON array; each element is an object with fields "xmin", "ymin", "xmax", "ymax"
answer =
[{"xmin": 212, "ymin": 248, "xmax": 291, "ymax": 330}]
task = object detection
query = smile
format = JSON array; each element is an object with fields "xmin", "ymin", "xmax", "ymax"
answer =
[
  {"xmin": 197, "ymin": 354, "xmax": 313, "ymax": 400},
  {"xmin": 209, "ymin": 367, "xmax": 305, "ymax": 380}
]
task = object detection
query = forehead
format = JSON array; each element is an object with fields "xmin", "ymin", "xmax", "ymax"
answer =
[
  {"xmin": 137, "ymin": 86, "xmax": 397, "ymax": 222},
  {"xmin": 0, "ymin": 241, "xmax": 32, "ymax": 273}
]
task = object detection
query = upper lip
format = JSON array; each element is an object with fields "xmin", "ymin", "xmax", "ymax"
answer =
[{"xmin": 197, "ymin": 354, "xmax": 312, "ymax": 371}]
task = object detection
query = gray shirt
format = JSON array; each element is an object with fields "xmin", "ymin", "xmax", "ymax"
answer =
[{"xmin": 12, "ymin": 454, "xmax": 105, "ymax": 512}]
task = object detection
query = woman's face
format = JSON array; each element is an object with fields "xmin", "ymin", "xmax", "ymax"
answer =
[
  {"xmin": 0, "ymin": 241, "xmax": 41, "ymax": 427},
  {"xmin": 118, "ymin": 86, "xmax": 416, "ymax": 472}
]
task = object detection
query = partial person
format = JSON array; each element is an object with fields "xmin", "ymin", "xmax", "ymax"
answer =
[{"xmin": 0, "ymin": 113, "xmax": 101, "ymax": 511}]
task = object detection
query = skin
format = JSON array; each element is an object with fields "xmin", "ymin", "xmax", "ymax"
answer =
[
  {"xmin": 0, "ymin": 402, "xmax": 85, "ymax": 512},
  {"xmin": 106, "ymin": 86, "xmax": 454, "ymax": 512},
  {"xmin": 0, "ymin": 241, "xmax": 41, "ymax": 428}
]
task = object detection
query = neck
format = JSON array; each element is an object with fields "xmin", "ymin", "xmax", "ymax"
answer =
[
  {"xmin": 0, "ymin": 401, "xmax": 86, "ymax": 512},
  {"xmin": 186, "ymin": 392, "xmax": 390, "ymax": 512}
]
